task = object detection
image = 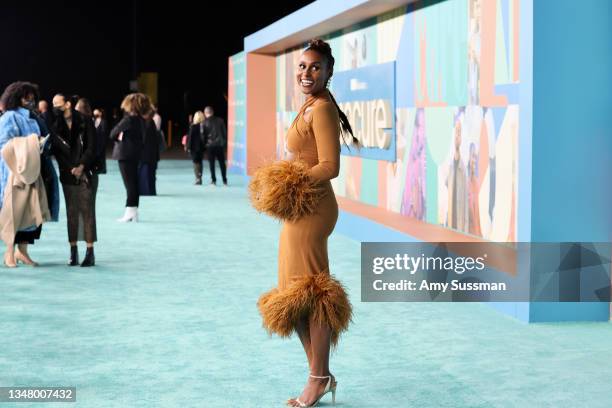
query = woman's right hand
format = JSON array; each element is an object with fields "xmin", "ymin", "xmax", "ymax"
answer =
[{"xmin": 118, "ymin": 132, "xmax": 123, "ymax": 141}]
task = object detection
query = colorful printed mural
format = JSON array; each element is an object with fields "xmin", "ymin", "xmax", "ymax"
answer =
[
  {"xmin": 227, "ymin": 52, "xmax": 247, "ymax": 174},
  {"xmin": 275, "ymin": 0, "xmax": 520, "ymax": 242}
]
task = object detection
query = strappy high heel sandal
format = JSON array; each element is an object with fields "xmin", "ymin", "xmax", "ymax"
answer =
[{"xmin": 289, "ymin": 374, "xmax": 337, "ymax": 407}]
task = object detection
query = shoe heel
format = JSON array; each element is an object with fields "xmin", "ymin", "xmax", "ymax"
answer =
[{"xmin": 331, "ymin": 383, "xmax": 336, "ymax": 405}]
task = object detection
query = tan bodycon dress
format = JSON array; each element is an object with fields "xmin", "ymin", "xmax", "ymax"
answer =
[
  {"xmin": 278, "ymin": 96, "xmax": 340, "ymax": 289},
  {"xmin": 257, "ymin": 91, "xmax": 352, "ymax": 347}
]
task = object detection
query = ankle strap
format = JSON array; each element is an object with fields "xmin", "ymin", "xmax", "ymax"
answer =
[{"xmin": 309, "ymin": 374, "xmax": 331, "ymax": 379}]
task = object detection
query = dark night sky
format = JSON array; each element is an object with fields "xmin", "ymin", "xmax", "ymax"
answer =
[{"xmin": 0, "ymin": 1, "xmax": 313, "ymax": 132}]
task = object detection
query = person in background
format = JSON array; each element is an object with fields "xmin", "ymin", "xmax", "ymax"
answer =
[
  {"xmin": 92, "ymin": 109, "xmax": 108, "ymax": 174},
  {"xmin": 152, "ymin": 106, "xmax": 162, "ymax": 133},
  {"xmin": 38, "ymin": 100, "xmax": 49, "ymax": 115},
  {"xmin": 153, "ymin": 106, "xmax": 166, "ymax": 156},
  {"xmin": 30, "ymin": 93, "xmax": 60, "ymax": 226},
  {"xmin": 139, "ymin": 109, "xmax": 160, "ymax": 195},
  {"xmin": 186, "ymin": 111, "xmax": 205, "ymax": 185},
  {"xmin": 111, "ymin": 93, "xmax": 152, "ymax": 222},
  {"xmin": 202, "ymin": 106, "xmax": 227, "ymax": 186},
  {"xmin": 51, "ymin": 94, "xmax": 97, "ymax": 266},
  {"xmin": 0, "ymin": 82, "xmax": 51, "ymax": 267},
  {"xmin": 182, "ymin": 113, "xmax": 193, "ymax": 151},
  {"xmin": 77, "ymin": 98, "xmax": 106, "ymax": 242},
  {"xmin": 75, "ymin": 98, "xmax": 92, "ymax": 117},
  {"xmin": 40, "ymin": 99, "xmax": 54, "ymax": 126}
]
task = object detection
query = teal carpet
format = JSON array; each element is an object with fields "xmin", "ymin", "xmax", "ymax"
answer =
[{"xmin": 1, "ymin": 160, "xmax": 611, "ymax": 408}]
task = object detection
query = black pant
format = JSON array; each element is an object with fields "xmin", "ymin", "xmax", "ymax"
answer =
[
  {"xmin": 118, "ymin": 160, "xmax": 139, "ymax": 207},
  {"xmin": 191, "ymin": 150, "xmax": 204, "ymax": 164},
  {"xmin": 192, "ymin": 151, "xmax": 203, "ymax": 179},
  {"xmin": 138, "ymin": 162, "xmax": 157, "ymax": 196},
  {"xmin": 208, "ymin": 146, "xmax": 227, "ymax": 184}
]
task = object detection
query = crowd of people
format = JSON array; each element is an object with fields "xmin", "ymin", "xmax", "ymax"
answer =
[{"xmin": 0, "ymin": 81, "xmax": 167, "ymax": 267}]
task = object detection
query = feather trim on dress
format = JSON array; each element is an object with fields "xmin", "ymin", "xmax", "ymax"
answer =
[
  {"xmin": 257, "ymin": 272, "xmax": 352, "ymax": 347},
  {"xmin": 248, "ymin": 160, "xmax": 327, "ymax": 222}
]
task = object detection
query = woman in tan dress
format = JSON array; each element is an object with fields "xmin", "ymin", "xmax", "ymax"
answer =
[{"xmin": 250, "ymin": 39, "xmax": 357, "ymax": 407}]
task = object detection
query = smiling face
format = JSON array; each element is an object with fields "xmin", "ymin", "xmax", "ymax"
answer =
[{"xmin": 296, "ymin": 49, "xmax": 331, "ymax": 96}]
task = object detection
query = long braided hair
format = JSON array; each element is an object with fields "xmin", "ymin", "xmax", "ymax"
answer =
[{"xmin": 305, "ymin": 39, "xmax": 359, "ymax": 148}]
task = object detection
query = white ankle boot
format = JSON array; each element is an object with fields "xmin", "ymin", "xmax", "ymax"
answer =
[{"xmin": 117, "ymin": 206, "xmax": 138, "ymax": 222}]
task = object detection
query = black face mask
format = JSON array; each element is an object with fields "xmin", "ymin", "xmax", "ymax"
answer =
[
  {"xmin": 53, "ymin": 107, "xmax": 64, "ymax": 116},
  {"xmin": 24, "ymin": 100, "xmax": 36, "ymax": 111}
]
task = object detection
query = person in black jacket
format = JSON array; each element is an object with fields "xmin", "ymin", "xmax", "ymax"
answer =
[
  {"xmin": 110, "ymin": 93, "xmax": 152, "ymax": 222},
  {"xmin": 92, "ymin": 108, "xmax": 108, "ymax": 174},
  {"xmin": 186, "ymin": 110, "xmax": 206, "ymax": 185},
  {"xmin": 202, "ymin": 106, "xmax": 227, "ymax": 185},
  {"xmin": 138, "ymin": 112, "xmax": 161, "ymax": 195},
  {"xmin": 50, "ymin": 94, "xmax": 97, "ymax": 267}
]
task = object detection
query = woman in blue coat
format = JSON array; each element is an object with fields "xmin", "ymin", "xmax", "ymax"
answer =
[{"xmin": 0, "ymin": 82, "xmax": 50, "ymax": 267}]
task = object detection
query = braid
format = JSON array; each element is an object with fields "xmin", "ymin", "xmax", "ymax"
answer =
[
  {"xmin": 328, "ymin": 92, "xmax": 358, "ymax": 148},
  {"xmin": 305, "ymin": 39, "xmax": 359, "ymax": 149}
]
